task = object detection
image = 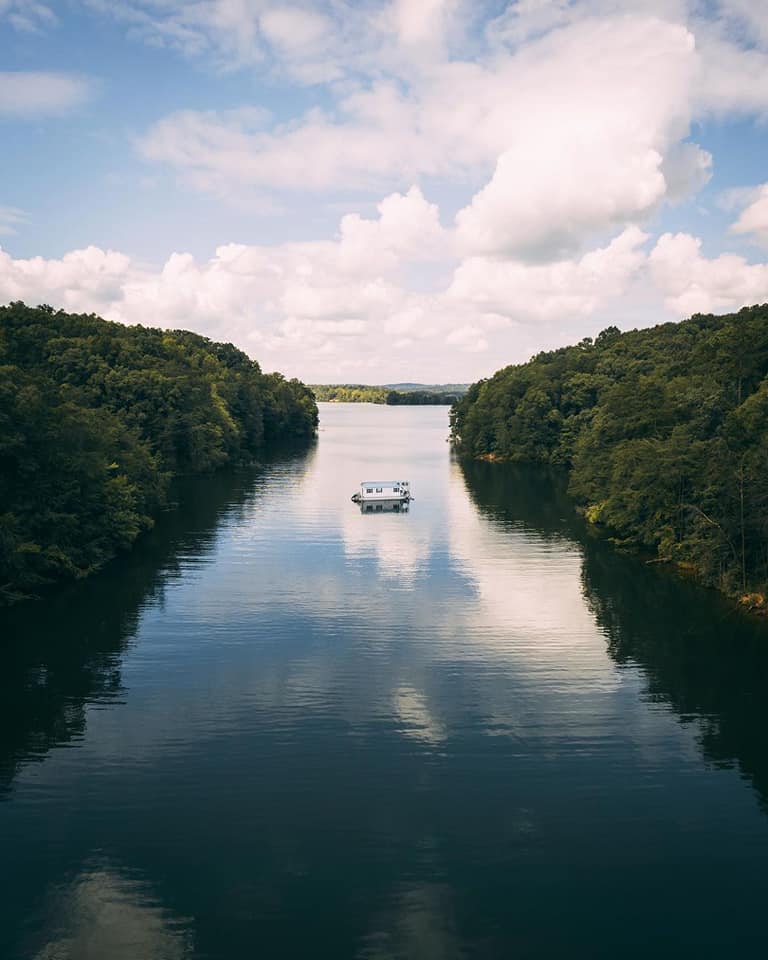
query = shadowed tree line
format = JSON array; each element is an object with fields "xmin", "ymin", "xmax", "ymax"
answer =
[
  {"xmin": 384, "ymin": 389, "xmax": 461, "ymax": 405},
  {"xmin": 0, "ymin": 461, "xmax": 302, "ymax": 796},
  {"xmin": 451, "ymin": 306, "xmax": 768, "ymax": 604},
  {"xmin": 0, "ymin": 302, "xmax": 318, "ymax": 603}
]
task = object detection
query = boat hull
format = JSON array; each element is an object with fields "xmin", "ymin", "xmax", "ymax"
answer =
[{"xmin": 356, "ymin": 498, "xmax": 410, "ymax": 513}]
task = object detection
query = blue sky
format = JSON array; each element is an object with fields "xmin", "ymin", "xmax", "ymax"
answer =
[{"xmin": 2, "ymin": 0, "xmax": 768, "ymax": 382}]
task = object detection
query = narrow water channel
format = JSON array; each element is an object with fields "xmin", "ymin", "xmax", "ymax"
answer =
[{"xmin": 2, "ymin": 404, "xmax": 768, "ymax": 959}]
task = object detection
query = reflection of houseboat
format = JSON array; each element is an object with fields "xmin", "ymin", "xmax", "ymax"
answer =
[
  {"xmin": 351, "ymin": 480, "xmax": 411, "ymax": 504},
  {"xmin": 358, "ymin": 499, "xmax": 410, "ymax": 514}
]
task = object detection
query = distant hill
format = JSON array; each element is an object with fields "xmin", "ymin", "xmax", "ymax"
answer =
[
  {"xmin": 384, "ymin": 383, "xmax": 469, "ymax": 394},
  {"xmin": 311, "ymin": 383, "xmax": 469, "ymax": 405}
]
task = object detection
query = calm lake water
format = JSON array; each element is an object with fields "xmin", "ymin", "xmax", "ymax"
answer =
[{"xmin": 3, "ymin": 403, "xmax": 768, "ymax": 959}]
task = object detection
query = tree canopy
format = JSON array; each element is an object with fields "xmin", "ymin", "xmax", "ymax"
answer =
[
  {"xmin": 311, "ymin": 384, "xmax": 463, "ymax": 404},
  {"xmin": 0, "ymin": 302, "xmax": 317, "ymax": 603},
  {"xmin": 451, "ymin": 306, "xmax": 768, "ymax": 605}
]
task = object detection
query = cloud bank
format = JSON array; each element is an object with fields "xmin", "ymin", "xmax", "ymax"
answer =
[{"xmin": 4, "ymin": 0, "xmax": 768, "ymax": 380}]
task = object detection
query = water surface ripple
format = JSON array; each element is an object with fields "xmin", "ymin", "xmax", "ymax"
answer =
[{"xmin": 3, "ymin": 404, "xmax": 768, "ymax": 958}]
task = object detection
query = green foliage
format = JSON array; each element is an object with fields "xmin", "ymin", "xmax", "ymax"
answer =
[
  {"xmin": 385, "ymin": 382, "xmax": 469, "ymax": 394},
  {"xmin": 310, "ymin": 384, "xmax": 390, "ymax": 404},
  {"xmin": 451, "ymin": 306, "xmax": 768, "ymax": 601},
  {"xmin": 0, "ymin": 302, "xmax": 317, "ymax": 602},
  {"xmin": 311, "ymin": 384, "xmax": 462, "ymax": 404},
  {"xmin": 384, "ymin": 389, "xmax": 461, "ymax": 405}
]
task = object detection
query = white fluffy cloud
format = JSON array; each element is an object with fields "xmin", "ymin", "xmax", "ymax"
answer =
[
  {"xmin": 448, "ymin": 226, "xmax": 650, "ymax": 321},
  {"xmin": 259, "ymin": 6, "xmax": 332, "ymax": 50},
  {"xmin": 90, "ymin": 0, "xmax": 768, "ymax": 121},
  {"xmin": 4, "ymin": 212, "xmax": 768, "ymax": 380},
  {"xmin": 731, "ymin": 185, "xmax": 768, "ymax": 247},
  {"xmin": 455, "ymin": 18, "xmax": 704, "ymax": 259},
  {"xmin": 113, "ymin": 188, "xmax": 448, "ymax": 368},
  {"xmin": 378, "ymin": 0, "xmax": 463, "ymax": 57},
  {"xmin": 337, "ymin": 187, "xmax": 448, "ymax": 266},
  {"xmin": 0, "ymin": 188, "xmax": 447, "ymax": 376},
  {"xmin": 0, "ymin": 71, "xmax": 93, "ymax": 115},
  {"xmin": 138, "ymin": 10, "xmax": 720, "ymax": 265},
  {"xmin": 0, "ymin": 245, "xmax": 131, "ymax": 312},
  {"xmin": 694, "ymin": 32, "xmax": 768, "ymax": 116},
  {"xmin": 649, "ymin": 233, "xmax": 768, "ymax": 317},
  {"xmin": 445, "ymin": 324, "xmax": 488, "ymax": 353},
  {"xmin": 258, "ymin": 6, "xmax": 339, "ymax": 81},
  {"xmin": 486, "ymin": 0, "xmax": 571, "ymax": 48},
  {"xmin": 0, "ymin": 196, "xmax": 662, "ymax": 380},
  {"xmin": 142, "ymin": 17, "xmax": 691, "ymax": 179},
  {"xmin": 5, "ymin": 0, "xmax": 768, "ymax": 381},
  {"xmin": 139, "ymin": 89, "xmax": 429, "ymax": 193}
]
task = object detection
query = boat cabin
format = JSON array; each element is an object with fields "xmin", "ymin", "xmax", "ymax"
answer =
[{"xmin": 356, "ymin": 480, "xmax": 410, "ymax": 502}]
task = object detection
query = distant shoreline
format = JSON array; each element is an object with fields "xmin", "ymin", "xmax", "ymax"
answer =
[{"xmin": 310, "ymin": 384, "xmax": 467, "ymax": 405}]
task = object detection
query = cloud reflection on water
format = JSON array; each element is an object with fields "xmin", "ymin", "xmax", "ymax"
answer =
[
  {"xmin": 5, "ymin": 407, "xmax": 768, "ymax": 959},
  {"xmin": 32, "ymin": 862, "xmax": 192, "ymax": 960}
]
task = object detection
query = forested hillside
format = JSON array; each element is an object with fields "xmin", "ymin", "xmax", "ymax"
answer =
[
  {"xmin": 311, "ymin": 383, "xmax": 464, "ymax": 404},
  {"xmin": 451, "ymin": 305, "xmax": 768, "ymax": 605},
  {"xmin": 0, "ymin": 302, "xmax": 317, "ymax": 603},
  {"xmin": 311, "ymin": 384, "xmax": 390, "ymax": 403},
  {"xmin": 384, "ymin": 389, "xmax": 462, "ymax": 405}
]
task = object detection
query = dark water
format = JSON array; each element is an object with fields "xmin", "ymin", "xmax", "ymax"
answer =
[{"xmin": 3, "ymin": 403, "xmax": 768, "ymax": 959}]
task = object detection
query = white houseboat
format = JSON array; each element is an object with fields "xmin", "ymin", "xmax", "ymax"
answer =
[{"xmin": 351, "ymin": 480, "xmax": 411, "ymax": 503}]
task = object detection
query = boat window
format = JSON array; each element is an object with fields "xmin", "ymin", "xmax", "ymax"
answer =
[
  {"xmin": 366, "ymin": 488, "xmax": 373, "ymax": 493},
  {"xmin": 375, "ymin": 487, "xmax": 383, "ymax": 493},
  {"xmin": 393, "ymin": 486, "xmax": 399, "ymax": 492}
]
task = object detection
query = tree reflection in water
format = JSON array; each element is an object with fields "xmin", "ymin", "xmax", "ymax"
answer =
[
  {"xmin": 459, "ymin": 456, "xmax": 768, "ymax": 812},
  {"xmin": 0, "ymin": 450, "xmax": 313, "ymax": 798}
]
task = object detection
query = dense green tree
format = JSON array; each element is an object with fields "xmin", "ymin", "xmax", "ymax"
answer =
[
  {"xmin": 311, "ymin": 384, "xmax": 462, "ymax": 404},
  {"xmin": 384, "ymin": 389, "xmax": 459, "ymax": 405},
  {"xmin": 451, "ymin": 305, "xmax": 768, "ymax": 604},
  {"xmin": 311, "ymin": 385, "xmax": 391, "ymax": 403},
  {"xmin": 0, "ymin": 302, "xmax": 317, "ymax": 603}
]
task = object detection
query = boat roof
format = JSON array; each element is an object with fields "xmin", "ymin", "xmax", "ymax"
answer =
[{"xmin": 360, "ymin": 480, "xmax": 406, "ymax": 485}]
